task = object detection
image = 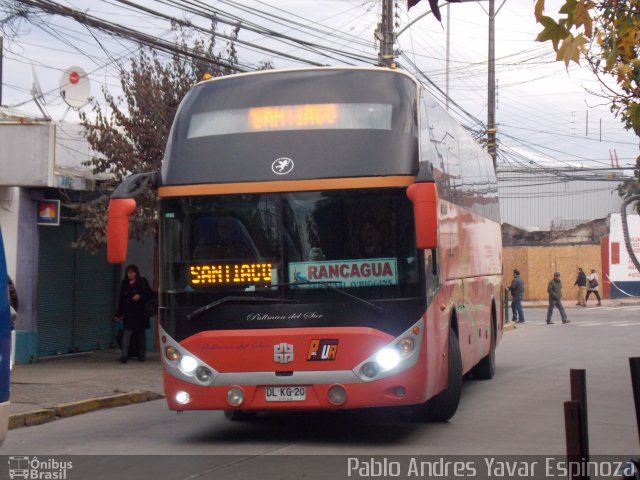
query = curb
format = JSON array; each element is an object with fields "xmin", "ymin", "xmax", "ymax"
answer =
[{"xmin": 8, "ymin": 390, "xmax": 164, "ymax": 430}]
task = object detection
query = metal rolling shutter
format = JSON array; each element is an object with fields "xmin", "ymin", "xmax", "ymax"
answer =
[
  {"xmin": 36, "ymin": 223, "xmax": 75, "ymax": 357},
  {"xmin": 73, "ymin": 235, "xmax": 116, "ymax": 351},
  {"xmin": 36, "ymin": 222, "xmax": 116, "ymax": 357}
]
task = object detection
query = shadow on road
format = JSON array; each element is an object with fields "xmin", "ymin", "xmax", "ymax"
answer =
[{"xmin": 187, "ymin": 407, "xmax": 430, "ymax": 445}]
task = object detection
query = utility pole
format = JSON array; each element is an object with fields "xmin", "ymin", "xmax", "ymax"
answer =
[
  {"xmin": 446, "ymin": 4, "xmax": 450, "ymax": 110},
  {"xmin": 377, "ymin": 0, "xmax": 396, "ymax": 67},
  {"xmin": 388, "ymin": 0, "xmax": 502, "ymax": 173},
  {"xmin": 487, "ymin": 0, "xmax": 506, "ymax": 172},
  {"xmin": 487, "ymin": 0, "xmax": 497, "ymax": 171},
  {"xmin": 1, "ymin": 36, "xmax": 3, "ymax": 106}
]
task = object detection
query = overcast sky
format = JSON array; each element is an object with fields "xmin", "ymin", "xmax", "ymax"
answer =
[{"xmin": 1, "ymin": 0, "xmax": 638, "ymax": 170}]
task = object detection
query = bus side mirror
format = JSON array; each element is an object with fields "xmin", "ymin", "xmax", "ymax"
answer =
[
  {"xmin": 107, "ymin": 198, "xmax": 137, "ymax": 263},
  {"xmin": 406, "ymin": 182, "xmax": 438, "ymax": 250}
]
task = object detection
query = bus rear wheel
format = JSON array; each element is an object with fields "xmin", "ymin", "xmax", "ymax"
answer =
[{"xmin": 419, "ymin": 328, "xmax": 463, "ymax": 422}]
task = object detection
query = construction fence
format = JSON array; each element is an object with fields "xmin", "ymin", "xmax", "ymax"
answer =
[{"xmin": 503, "ymin": 245, "xmax": 602, "ymax": 301}]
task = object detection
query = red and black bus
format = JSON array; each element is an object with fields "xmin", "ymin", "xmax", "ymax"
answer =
[{"xmin": 108, "ymin": 66, "xmax": 503, "ymax": 421}]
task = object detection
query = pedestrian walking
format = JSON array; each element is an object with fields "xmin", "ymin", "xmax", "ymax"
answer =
[
  {"xmin": 114, "ymin": 265, "xmax": 152, "ymax": 363},
  {"xmin": 547, "ymin": 272, "xmax": 569, "ymax": 324},
  {"xmin": 586, "ymin": 268, "xmax": 602, "ymax": 306},
  {"xmin": 509, "ymin": 268, "xmax": 525, "ymax": 323},
  {"xmin": 574, "ymin": 267, "xmax": 587, "ymax": 306}
]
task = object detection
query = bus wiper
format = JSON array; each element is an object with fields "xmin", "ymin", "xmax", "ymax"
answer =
[
  {"xmin": 187, "ymin": 296, "xmax": 299, "ymax": 321},
  {"xmin": 280, "ymin": 281, "xmax": 384, "ymax": 314}
]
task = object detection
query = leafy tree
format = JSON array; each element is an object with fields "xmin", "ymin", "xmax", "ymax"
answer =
[
  {"xmin": 74, "ymin": 24, "xmax": 270, "ymax": 252},
  {"xmin": 535, "ymin": 1, "xmax": 640, "ymax": 272},
  {"xmin": 534, "ymin": 1, "xmax": 640, "ymax": 202}
]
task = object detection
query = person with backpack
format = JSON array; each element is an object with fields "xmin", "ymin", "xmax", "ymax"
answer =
[{"xmin": 586, "ymin": 268, "xmax": 602, "ymax": 306}]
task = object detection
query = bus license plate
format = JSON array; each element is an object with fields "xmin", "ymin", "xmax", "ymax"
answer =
[{"xmin": 265, "ymin": 386, "xmax": 306, "ymax": 402}]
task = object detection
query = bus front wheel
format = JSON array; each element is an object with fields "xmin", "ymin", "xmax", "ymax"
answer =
[{"xmin": 420, "ymin": 328, "xmax": 463, "ymax": 422}]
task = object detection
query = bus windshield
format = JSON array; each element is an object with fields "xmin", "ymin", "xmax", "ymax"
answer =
[{"xmin": 160, "ymin": 188, "xmax": 420, "ymax": 302}]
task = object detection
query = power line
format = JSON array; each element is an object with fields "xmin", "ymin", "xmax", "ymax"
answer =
[{"xmin": 13, "ymin": 0, "xmax": 250, "ymax": 72}]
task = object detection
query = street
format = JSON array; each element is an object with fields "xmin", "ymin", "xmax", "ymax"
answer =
[{"xmin": 1, "ymin": 306, "xmax": 639, "ymax": 478}]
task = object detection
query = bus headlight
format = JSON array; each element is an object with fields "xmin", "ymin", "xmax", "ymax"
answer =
[
  {"xmin": 327, "ymin": 385, "xmax": 347, "ymax": 406},
  {"xmin": 353, "ymin": 320, "xmax": 423, "ymax": 382},
  {"xmin": 195, "ymin": 366, "xmax": 213, "ymax": 384},
  {"xmin": 376, "ymin": 348, "xmax": 401, "ymax": 371},
  {"xmin": 175, "ymin": 391, "xmax": 191, "ymax": 405},
  {"xmin": 180, "ymin": 355, "xmax": 198, "ymax": 373},
  {"xmin": 165, "ymin": 346, "xmax": 181, "ymax": 362},
  {"xmin": 398, "ymin": 337, "xmax": 415, "ymax": 354},
  {"xmin": 226, "ymin": 387, "xmax": 245, "ymax": 407},
  {"xmin": 360, "ymin": 362, "xmax": 380, "ymax": 379},
  {"xmin": 160, "ymin": 328, "xmax": 219, "ymax": 386}
]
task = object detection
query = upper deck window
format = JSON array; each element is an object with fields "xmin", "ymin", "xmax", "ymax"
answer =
[
  {"xmin": 162, "ymin": 69, "xmax": 419, "ymax": 184},
  {"xmin": 187, "ymin": 103, "xmax": 392, "ymax": 138}
]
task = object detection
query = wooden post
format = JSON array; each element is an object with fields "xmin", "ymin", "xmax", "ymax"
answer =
[
  {"xmin": 630, "ymin": 357, "xmax": 640, "ymax": 447},
  {"xmin": 570, "ymin": 369, "xmax": 590, "ymax": 461},
  {"xmin": 564, "ymin": 400, "xmax": 589, "ymax": 480}
]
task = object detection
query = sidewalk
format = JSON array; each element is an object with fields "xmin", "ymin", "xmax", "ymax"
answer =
[
  {"xmin": 520, "ymin": 297, "xmax": 640, "ymax": 309},
  {"xmin": 503, "ymin": 297, "xmax": 640, "ymax": 331},
  {"xmin": 8, "ymin": 349, "xmax": 164, "ymax": 430},
  {"xmin": 8, "ymin": 297, "xmax": 640, "ymax": 430}
]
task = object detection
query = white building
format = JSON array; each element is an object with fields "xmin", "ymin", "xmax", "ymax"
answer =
[{"xmin": 497, "ymin": 163, "xmax": 627, "ymax": 230}]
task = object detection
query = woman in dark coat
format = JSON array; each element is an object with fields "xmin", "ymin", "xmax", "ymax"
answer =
[{"xmin": 115, "ymin": 265, "xmax": 152, "ymax": 363}]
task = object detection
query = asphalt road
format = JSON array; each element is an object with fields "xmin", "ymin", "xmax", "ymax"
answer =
[{"xmin": 2, "ymin": 306, "xmax": 639, "ymax": 479}]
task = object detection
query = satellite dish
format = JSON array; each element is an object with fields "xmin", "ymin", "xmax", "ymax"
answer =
[{"xmin": 59, "ymin": 66, "xmax": 90, "ymax": 109}]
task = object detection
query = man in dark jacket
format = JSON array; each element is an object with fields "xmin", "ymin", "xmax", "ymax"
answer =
[
  {"xmin": 574, "ymin": 267, "xmax": 587, "ymax": 307},
  {"xmin": 509, "ymin": 269, "xmax": 525, "ymax": 323},
  {"xmin": 547, "ymin": 272, "xmax": 569, "ymax": 324}
]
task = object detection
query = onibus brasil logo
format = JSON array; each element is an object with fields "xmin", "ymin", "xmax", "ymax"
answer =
[{"xmin": 8, "ymin": 456, "xmax": 73, "ymax": 479}]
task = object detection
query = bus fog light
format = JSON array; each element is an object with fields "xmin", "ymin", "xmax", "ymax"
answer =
[
  {"xmin": 394, "ymin": 386, "xmax": 406, "ymax": 397},
  {"xmin": 180, "ymin": 355, "xmax": 198, "ymax": 373},
  {"xmin": 376, "ymin": 348, "xmax": 401, "ymax": 371},
  {"xmin": 165, "ymin": 346, "xmax": 181, "ymax": 362},
  {"xmin": 195, "ymin": 366, "xmax": 212, "ymax": 383},
  {"xmin": 328, "ymin": 385, "xmax": 347, "ymax": 406},
  {"xmin": 175, "ymin": 391, "xmax": 191, "ymax": 404},
  {"xmin": 398, "ymin": 337, "xmax": 415, "ymax": 354},
  {"xmin": 226, "ymin": 387, "xmax": 244, "ymax": 407},
  {"xmin": 360, "ymin": 362, "xmax": 380, "ymax": 379}
]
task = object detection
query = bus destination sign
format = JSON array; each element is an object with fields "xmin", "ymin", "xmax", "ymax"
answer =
[
  {"xmin": 289, "ymin": 258, "xmax": 398, "ymax": 289},
  {"xmin": 189, "ymin": 263, "xmax": 273, "ymax": 286},
  {"xmin": 249, "ymin": 104, "xmax": 338, "ymax": 131}
]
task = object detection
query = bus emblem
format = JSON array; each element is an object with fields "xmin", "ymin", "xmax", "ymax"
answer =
[
  {"xmin": 274, "ymin": 343, "xmax": 294, "ymax": 364},
  {"xmin": 307, "ymin": 339, "xmax": 339, "ymax": 361},
  {"xmin": 271, "ymin": 157, "xmax": 294, "ymax": 175}
]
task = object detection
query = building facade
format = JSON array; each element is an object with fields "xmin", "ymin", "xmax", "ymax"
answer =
[
  {"xmin": 498, "ymin": 164, "xmax": 626, "ymax": 229},
  {"xmin": 0, "ymin": 109, "xmax": 152, "ymax": 363}
]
